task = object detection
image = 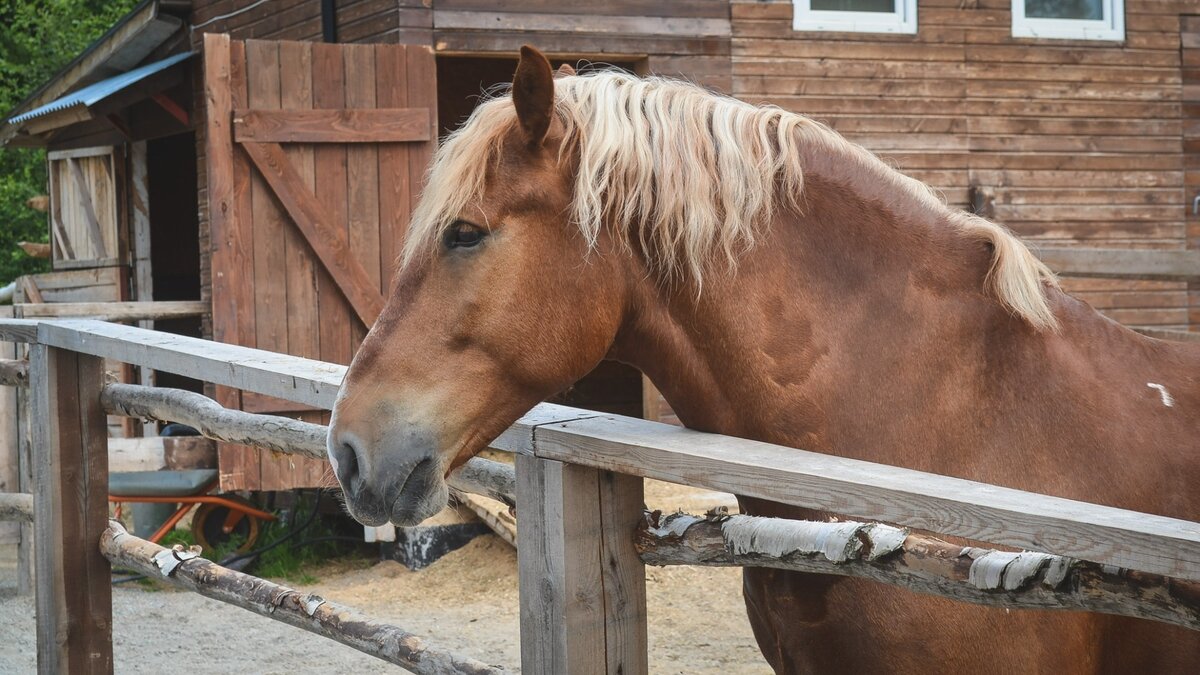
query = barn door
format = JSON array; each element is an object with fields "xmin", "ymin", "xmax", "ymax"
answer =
[
  {"xmin": 203, "ymin": 34, "xmax": 436, "ymax": 490},
  {"xmin": 1184, "ymin": 16, "xmax": 1200, "ymax": 329}
]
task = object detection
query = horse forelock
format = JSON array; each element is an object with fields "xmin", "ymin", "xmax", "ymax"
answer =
[{"xmin": 401, "ymin": 70, "xmax": 1059, "ymax": 330}]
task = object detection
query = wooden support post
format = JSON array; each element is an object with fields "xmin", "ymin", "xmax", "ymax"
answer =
[
  {"xmin": 29, "ymin": 345, "xmax": 113, "ymax": 674},
  {"xmin": 516, "ymin": 455, "xmax": 647, "ymax": 675}
]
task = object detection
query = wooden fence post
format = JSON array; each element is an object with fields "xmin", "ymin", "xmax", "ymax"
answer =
[
  {"xmin": 516, "ymin": 454, "xmax": 647, "ymax": 675},
  {"xmin": 30, "ymin": 344, "xmax": 112, "ymax": 674}
]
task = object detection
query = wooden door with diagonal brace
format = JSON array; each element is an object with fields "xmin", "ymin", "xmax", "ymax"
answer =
[{"xmin": 203, "ymin": 35, "xmax": 436, "ymax": 491}]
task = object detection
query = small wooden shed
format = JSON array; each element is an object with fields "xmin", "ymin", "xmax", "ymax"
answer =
[{"xmin": 2, "ymin": 0, "xmax": 1196, "ymax": 493}]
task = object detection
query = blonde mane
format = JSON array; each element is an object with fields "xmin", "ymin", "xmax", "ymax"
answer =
[{"xmin": 404, "ymin": 70, "xmax": 1059, "ymax": 330}]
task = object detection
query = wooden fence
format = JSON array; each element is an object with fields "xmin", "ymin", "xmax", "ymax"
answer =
[{"xmin": 0, "ymin": 318, "xmax": 1197, "ymax": 674}]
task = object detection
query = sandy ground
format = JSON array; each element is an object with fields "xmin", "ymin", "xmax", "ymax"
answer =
[{"xmin": 0, "ymin": 482, "xmax": 771, "ymax": 674}]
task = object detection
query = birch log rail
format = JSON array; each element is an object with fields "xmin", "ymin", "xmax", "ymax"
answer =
[
  {"xmin": 637, "ymin": 511, "xmax": 1200, "ymax": 631},
  {"xmin": 100, "ymin": 520, "xmax": 506, "ymax": 675},
  {"xmin": 99, "ymin": 383, "xmax": 517, "ymax": 507}
]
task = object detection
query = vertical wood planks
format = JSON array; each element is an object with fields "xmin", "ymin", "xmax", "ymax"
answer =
[
  {"xmin": 247, "ymin": 40, "xmax": 287, "ymax": 358},
  {"xmin": 312, "ymin": 42, "xmax": 353, "ymax": 371},
  {"xmin": 344, "ymin": 43, "xmax": 381, "ymax": 350},
  {"xmin": 516, "ymin": 455, "xmax": 648, "ymax": 675},
  {"xmin": 30, "ymin": 345, "xmax": 112, "ymax": 674},
  {"xmin": 376, "ymin": 44, "xmax": 412, "ymax": 291}
]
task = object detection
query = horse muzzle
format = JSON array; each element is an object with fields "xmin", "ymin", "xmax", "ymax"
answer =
[{"xmin": 327, "ymin": 425, "xmax": 449, "ymax": 527}]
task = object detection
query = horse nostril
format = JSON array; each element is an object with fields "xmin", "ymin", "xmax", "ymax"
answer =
[{"xmin": 330, "ymin": 435, "xmax": 364, "ymax": 493}]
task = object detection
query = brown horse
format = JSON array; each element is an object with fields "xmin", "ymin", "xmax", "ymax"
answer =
[{"xmin": 327, "ymin": 47, "xmax": 1200, "ymax": 673}]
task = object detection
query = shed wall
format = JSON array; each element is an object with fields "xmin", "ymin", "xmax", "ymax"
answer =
[{"xmin": 732, "ymin": 0, "xmax": 1190, "ymax": 329}]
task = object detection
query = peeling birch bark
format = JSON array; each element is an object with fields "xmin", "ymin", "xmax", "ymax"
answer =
[
  {"xmin": 99, "ymin": 383, "xmax": 517, "ymax": 505},
  {"xmin": 100, "ymin": 520, "xmax": 508, "ymax": 674},
  {"xmin": 637, "ymin": 511, "xmax": 1200, "ymax": 631}
]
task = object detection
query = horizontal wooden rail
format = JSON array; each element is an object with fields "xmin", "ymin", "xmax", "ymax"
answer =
[
  {"xmin": 0, "ymin": 493, "xmax": 33, "ymax": 522},
  {"xmin": 638, "ymin": 511, "xmax": 1200, "ymax": 631},
  {"xmin": 1, "ymin": 319, "xmax": 1197, "ymax": 581},
  {"xmin": 234, "ymin": 108, "xmax": 431, "ymax": 143},
  {"xmin": 1034, "ymin": 247, "xmax": 1200, "ymax": 282},
  {"xmin": 13, "ymin": 301, "xmax": 208, "ymax": 322},
  {"xmin": 101, "ymin": 383, "xmax": 516, "ymax": 507},
  {"xmin": 101, "ymin": 520, "xmax": 506, "ymax": 674}
]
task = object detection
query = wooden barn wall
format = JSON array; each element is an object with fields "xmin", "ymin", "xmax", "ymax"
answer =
[{"xmin": 733, "ymin": 0, "xmax": 1191, "ymax": 329}]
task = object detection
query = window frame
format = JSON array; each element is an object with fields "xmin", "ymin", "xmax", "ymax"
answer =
[
  {"xmin": 791, "ymin": 0, "xmax": 918, "ymax": 35},
  {"xmin": 1011, "ymin": 0, "xmax": 1125, "ymax": 41}
]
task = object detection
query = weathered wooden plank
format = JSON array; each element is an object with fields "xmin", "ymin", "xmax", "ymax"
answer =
[
  {"xmin": 0, "ymin": 493, "xmax": 32, "ymax": 523},
  {"xmin": 14, "ymin": 301, "xmax": 208, "ymax": 321},
  {"xmin": 516, "ymin": 455, "xmax": 647, "ymax": 675},
  {"xmin": 65, "ymin": 158, "xmax": 109, "ymax": 259},
  {"xmin": 1034, "ymin": 248, "xmax": 1200, "ymax": 282},
  {"xmin": 312, "ymin": 42, "xmax": 355, "ymax": 367},
  {"xmin": 3, "ymin": 320, "xmax": 346, "ymax": 409},
  {"xmin": 376, "ymin": 44, "xmax": 412, "ymax": 290},
  {"xmin": 344, "ymin": 42, "xmax": 381, "ymax": 352},
  {"xmin": 432, "ymin": 10, "xmax": 729, "ymax": 37},
  {"xmin": 241, "ymin": 140, "xmax": 385, "ymax": 325},
  {"xmin": 30, "ymin": 345, "xmax": 112, "ymax": 674},
  {"xmin": 531, "ymin": 415, "xmax": 1200, "ymax": 581},
  {"xmin": 100, "ymin": 520, "xmax": 507, "ymax": 674},
  {"xmin": 233, "ymin": 108, "xmax": 431, "ymax": 143}
]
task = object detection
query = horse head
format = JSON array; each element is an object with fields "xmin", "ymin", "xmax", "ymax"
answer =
[{"xmin": 327, "ymin": 47, "xmax": 626, "ymax": 526}]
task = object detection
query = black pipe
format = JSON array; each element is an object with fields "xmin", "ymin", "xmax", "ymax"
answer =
[{"xmin": 321, "ymin": 0, "xmax": 337, "ymax": 43}]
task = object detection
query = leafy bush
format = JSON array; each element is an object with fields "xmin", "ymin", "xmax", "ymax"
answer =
[{"xmin": 0, "ymin": 0, "xmax": 140, "ymax": 283}]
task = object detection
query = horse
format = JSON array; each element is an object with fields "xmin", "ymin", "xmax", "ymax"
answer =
[{"xmin": 326, "ymin": 46, "xmax": 1200, "ymax": 673}]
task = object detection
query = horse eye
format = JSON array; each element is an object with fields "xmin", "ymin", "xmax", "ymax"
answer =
[{"xmin": 443, "ymin": 221, "xmax": 487, "ymax": 249}]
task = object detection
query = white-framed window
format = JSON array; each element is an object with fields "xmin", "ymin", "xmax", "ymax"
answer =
[
  {"xmin": 792, "ymin": 0, "xmax": 917, "ymax": 34},
  {"xmin": 1012, "ymin": 0, "xmax": 1125, "ymax": 41}
]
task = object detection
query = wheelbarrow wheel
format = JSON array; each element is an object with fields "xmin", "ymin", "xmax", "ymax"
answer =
[{"xmin": 191, "ymin": 497, "xmax": 262, "ymax": 555}]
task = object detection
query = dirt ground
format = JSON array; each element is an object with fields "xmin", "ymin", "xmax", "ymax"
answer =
[{"xmin": 0, "ymin": 482, "xmax": 771, "ymax": 674}]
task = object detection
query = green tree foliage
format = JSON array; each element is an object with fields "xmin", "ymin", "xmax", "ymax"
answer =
[{"xmin": 0, "ymin": 0, "xmax": 139, "ymax": 283}]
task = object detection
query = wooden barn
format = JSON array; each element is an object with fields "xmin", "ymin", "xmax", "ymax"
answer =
[{"xmin": 1, "ymin": 0, "xmax": 1197, "ymax": 495}]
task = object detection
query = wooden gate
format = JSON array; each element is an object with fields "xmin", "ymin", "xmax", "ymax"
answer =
[{"xmin": 203, "ymin": 34, "xmax": 436, "ymax": 490}]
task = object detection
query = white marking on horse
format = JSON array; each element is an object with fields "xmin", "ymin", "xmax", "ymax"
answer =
[{"xmin": 1146, "ymin": 383, "xmax": 1174, "ymax": 407}]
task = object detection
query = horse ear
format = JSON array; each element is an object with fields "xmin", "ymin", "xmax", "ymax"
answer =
[
  {"xmin": 513, "ymin": 45, "xmax": 554, "ymax": 147},
  {"xmin": 555, "ymin": 63, "xmax": 576, "ymax": 77}
]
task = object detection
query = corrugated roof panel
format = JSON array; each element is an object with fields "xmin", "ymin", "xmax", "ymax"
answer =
[{"xmin": 7, "ymin": 51, "xmax": 193, "ymax": 126}]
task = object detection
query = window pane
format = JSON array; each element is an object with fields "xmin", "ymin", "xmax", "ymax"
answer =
[
  {"xmin": 1024, "ymin": 0, "xmax": 1103, "ymax": 20},
  {"xmin": 810, "ymin": 0, "xmax": 896, "ymax": 13}
]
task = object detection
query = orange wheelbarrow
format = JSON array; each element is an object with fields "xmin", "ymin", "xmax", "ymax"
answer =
[{"xmin": 109, "ymin": 469, "xmax": 276, "ymax": 554}]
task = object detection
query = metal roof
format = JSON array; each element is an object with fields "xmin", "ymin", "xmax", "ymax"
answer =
[{"xmin": 6, "ymin": 51, "xmax": 193, "ymax": 126}]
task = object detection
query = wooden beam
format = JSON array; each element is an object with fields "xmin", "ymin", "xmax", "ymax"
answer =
[
  {"xmin": 1035, "ymin": 247, "xmax": 1200, "ymax": 282},
  {"xmin": 240, "ymin": 140, "xmax": 385, "ymax": 325},
  {"xmin": 100, "ymin": 520, "xmax": 506, "ymax": 674},
  {"xmin": 151, "ymin": 92, "xmax": 191, "ymax": 126},
  {"xmin": 233, "ymin": 108, "xmax": 431, "ymax": 143},
  {"xmin": 29, "ymin": 344, "xmax": 112, "ymax": 674},
  {"xmin": 18, "ymin": 242, "xmax": 51, "ymax": 259},
  {"xmin": 20, "ymin": 277, "xmax": 45, "ymax": 304},
  {"xmin": 516, "ymin": 456, "xmax": 647, "ymax": 675},
  {"xmin": 0, "ymin": 492, "xmax": 33, "ymax": 523},
  {"xmin": 530, "ymin": 415, "xmax": 1200, "ymax": 581},
  {"xmin": 637, "ymin": 511, "xmax": 1200, "ymax": 632},
  {"xmin": 0, "ymin": 358, "xmax": 28, "ymax": 387},
  {"xmin": 14, "ymin": 300, "xmax": 207, "ymax": 322}
]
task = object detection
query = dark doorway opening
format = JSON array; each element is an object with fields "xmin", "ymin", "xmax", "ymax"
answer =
[
  {"xmin": 435, "ymin": 55, "xmax": 646, "ymax": 419},
  {"xmin": 146, "ymin": 131, "xmax": 201, "ymax": 393}
]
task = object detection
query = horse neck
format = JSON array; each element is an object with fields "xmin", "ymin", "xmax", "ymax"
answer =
[{"xmin": 610, "ymin": 169, "xmax": 1199, "ymax": 507}]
